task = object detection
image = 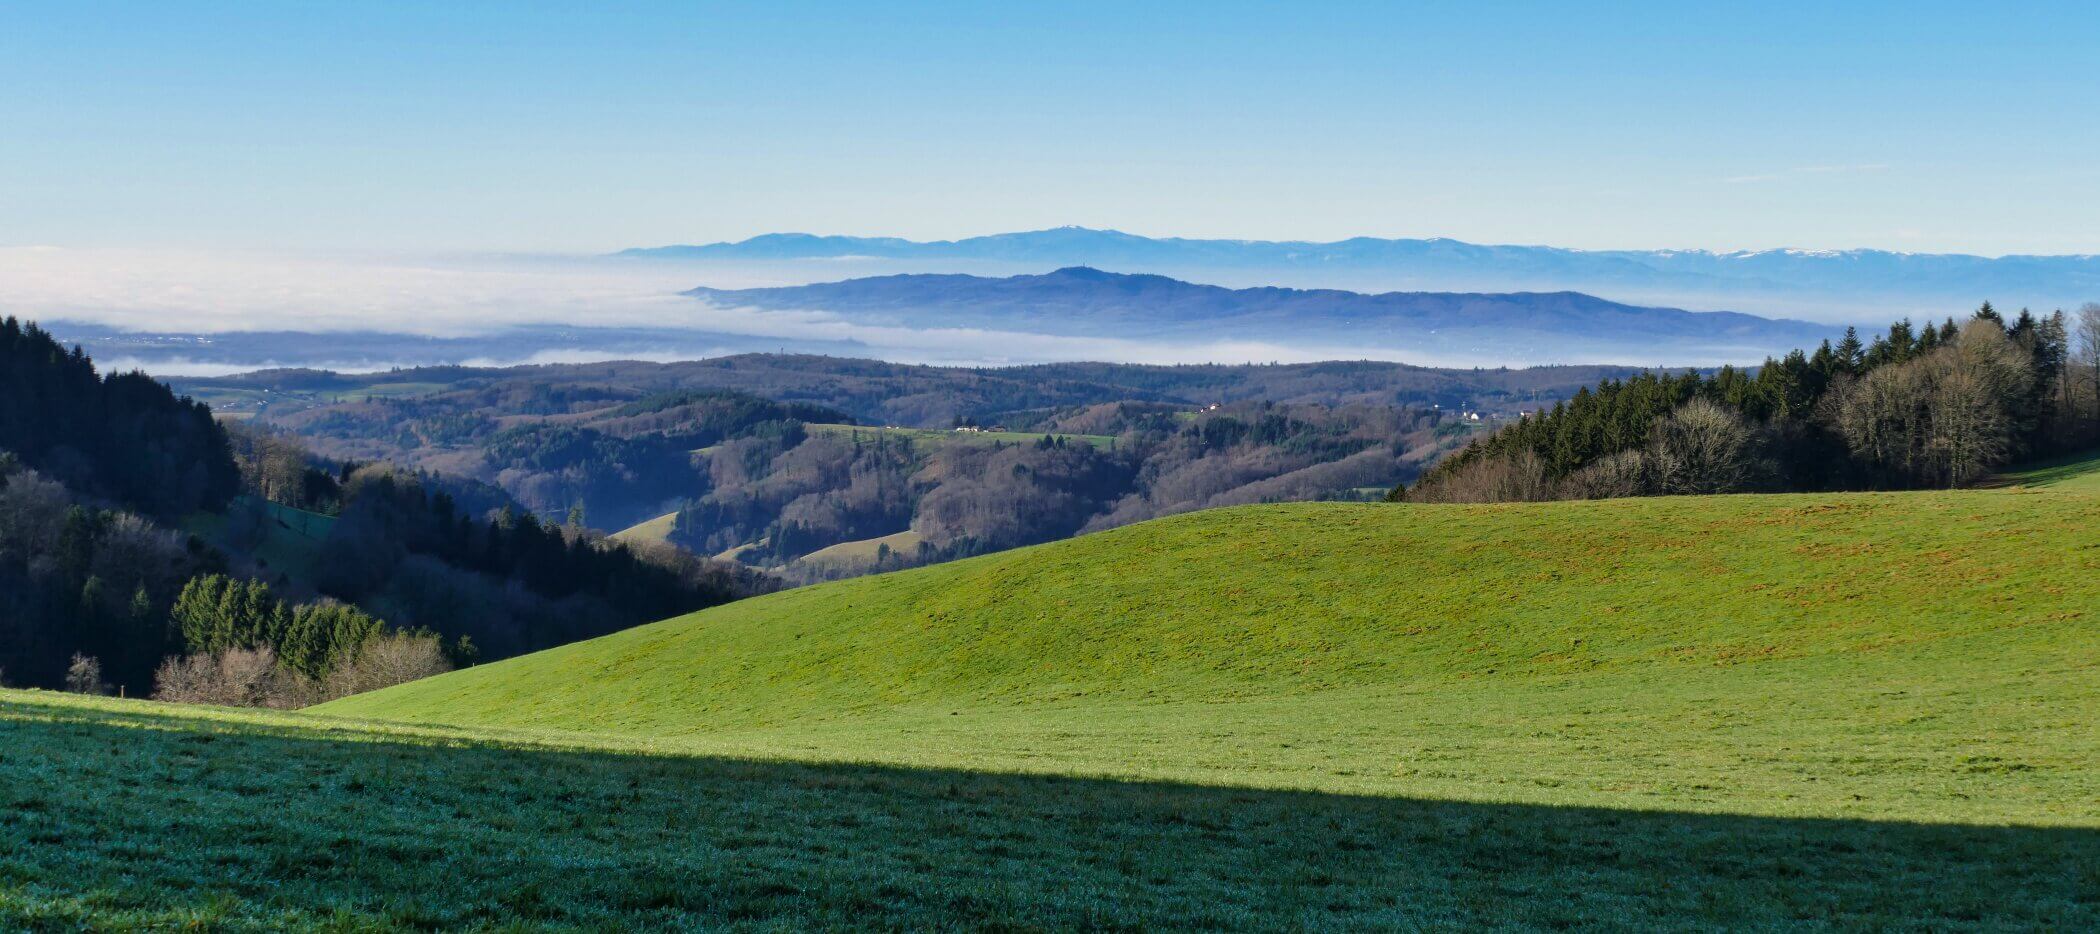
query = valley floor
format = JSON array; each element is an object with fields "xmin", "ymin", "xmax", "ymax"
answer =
[{"xmin": 3, "ymin": 690, "xmax": 2095, "ymax": 929}]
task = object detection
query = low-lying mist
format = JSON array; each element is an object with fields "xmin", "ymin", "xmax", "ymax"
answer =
[{"xmin": 6, "ymin": 246, "xmax": 1834, "ymax": 376}]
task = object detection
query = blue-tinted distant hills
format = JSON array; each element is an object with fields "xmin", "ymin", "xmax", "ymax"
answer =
[
  {"xmin": 628, "ymin": 227, "xmax": 2100, "ymax": 318},
  {"xmin": 684, "ymin": 266, "xmax": 1834, "ymax": 365}
]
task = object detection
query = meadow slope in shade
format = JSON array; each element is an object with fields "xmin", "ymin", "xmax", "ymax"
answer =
[
  {"xmin": 320, "ymin": 491, "xmax": 2100, "ymax": 827},
  {"xmin": 3, "ymin": 691, "xmax": 2095, "ymax": 929}
]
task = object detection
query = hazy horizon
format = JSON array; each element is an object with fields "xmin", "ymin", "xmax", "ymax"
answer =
[{"xmin": 7, "ymin": 2, "xmax": 2097, "ymax": 372}]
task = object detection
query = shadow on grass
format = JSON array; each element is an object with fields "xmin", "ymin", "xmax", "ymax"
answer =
[
  {"xmin": 1981, "ymin": 448, "xmax": 2100, "ymax": 489},
  {"xmin": 3, "ymin": 693, "xmax": 2095, "ymax": 929}
]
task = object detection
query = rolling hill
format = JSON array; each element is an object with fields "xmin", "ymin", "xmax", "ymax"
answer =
[
  {"xmin": 319, "ymin": 490, "xmax": 2098, "ymax": 826},
  {"xmin": 10, "ymin": 481, "xmax": 2099, "ymax": 926}
]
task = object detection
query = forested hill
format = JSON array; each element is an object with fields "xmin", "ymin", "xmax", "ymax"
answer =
[
  {"xmin": 0, "ymin": 318, "xmax": 238, "ymax": 516},
  {"xmin": 0, "ymin": 318, "xmax": 766, "ymax": 700}
]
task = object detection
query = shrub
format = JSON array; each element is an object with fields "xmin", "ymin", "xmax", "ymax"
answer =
[{"xmin": 154, "ymin": 646, "xmax": 315, "ymax": 709}]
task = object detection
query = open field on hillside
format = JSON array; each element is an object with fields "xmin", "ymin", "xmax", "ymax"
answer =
[
  {"xmin": 180, "ymin": 381, "xmax": 451, "ymax": 418},
  {"xmin": 804, "ymin": 422, "xmax": 1117, "ymax": 450},
  {"xmin": 793, "ymin": 529, "xmax": 923, "ymax": 574},
  {"xmin": 609, "ymin": 510, "xmax": 679, "ymax": 545},
  {"xmin": 4, "ymin": 689, "xmax": 2095, "ymax": 929},
  {"xmin": 183, "ymin": 497, "xmax": 337, "ymax": 582}
]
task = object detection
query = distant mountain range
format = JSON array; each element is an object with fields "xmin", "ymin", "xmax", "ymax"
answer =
[
  {"xmin": 627, "ymin": 227, "xmax": 2100, "ymax": 318},
  {"xmin": 684, "ymin": 266, "xmax": 1834, "ymax": 365}
]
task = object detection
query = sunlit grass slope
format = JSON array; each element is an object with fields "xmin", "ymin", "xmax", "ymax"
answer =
[
  {"xmin": 608, "ymin": 510, "xmax": 678, "ymax": 545},
  {"xmin": 320, "ymin": 490, "xmax": 2100, "ymax": 827}
]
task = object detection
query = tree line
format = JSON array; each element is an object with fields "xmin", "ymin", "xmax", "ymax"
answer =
[{"xmin": 1399, "ymin": 304, "xmax": 2100, "ymax": 503}]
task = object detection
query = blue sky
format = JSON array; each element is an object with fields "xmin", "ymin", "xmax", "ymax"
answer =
[{"xmin": 4, "ymin": 1, "xmax": 2098, "ymax": 254}]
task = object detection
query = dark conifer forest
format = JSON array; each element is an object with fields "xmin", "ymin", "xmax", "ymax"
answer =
[{"xmin": 0, "ymin": 318, "xmax": 240, "ymax": 516}]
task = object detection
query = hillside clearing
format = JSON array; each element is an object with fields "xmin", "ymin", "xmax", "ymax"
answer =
[
  {"xmin": 609, "ymin": 510, "xmax": 679, "ymax": 545},
  {"xmin": 793, "ymin": 529, "xmax": 922, "ymax": 571},
  {"xmin": 182, "ymin": 497, "xmax": 337, "ymax": 583},
  {"xmin": 803, "ymin": 422, "xmax": 1117, "ymax": 450}
]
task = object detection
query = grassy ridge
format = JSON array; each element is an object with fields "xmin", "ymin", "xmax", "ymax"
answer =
[{"xmin": 321, "ymin": 490, "xmax": 2100, "ymax": 826}]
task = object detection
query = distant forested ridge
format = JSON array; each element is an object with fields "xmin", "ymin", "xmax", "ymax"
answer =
[
  {"xmin": 174, "ymin": 354, "xmax": 1636, "ymax": 431},
  {"xmin": 0, "ymin": 319, "xmax": 767, "ymax": 700},
  {"xmin": 1402, "ymin": 304, "xmax": 2100, "ymax": 502}
]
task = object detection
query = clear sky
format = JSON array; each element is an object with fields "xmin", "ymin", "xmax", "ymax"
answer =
[{"xmin": 4, "ymin": 1, "xmax": 2097, "ymax": 255}]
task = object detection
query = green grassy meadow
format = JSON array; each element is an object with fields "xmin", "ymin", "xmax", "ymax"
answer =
[
  {"xmin": 8, "ymin": 482, "xmax": 2099, "ymax": 926},
  {"xmin": 323, "ymin": 492, "xmax": 2099, "ymax": 825}
]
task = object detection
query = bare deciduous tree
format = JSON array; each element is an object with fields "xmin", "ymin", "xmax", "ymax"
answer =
[
  {"xmin": 1401, "ymin": 451, "xmax": 1554, "ymax": 504},
  {"xmin": 1648, "ymin": 399, "xmax": 1765, "ymax": 495},
  {"xmin": 1559, "ymin": 448, "xmax": 1653, "ymax": 500},
  {"xmin": 155, "ymin": 646, "xmax": 315, "ymax": 708},
  {"xmin": 65, "ymin": 654, "xmax": 109, "ymax": 695},
  {"xmin": 2077, "ymin": 302, "xmax": 2100, "ymax": 427},
  {"xmin": 321, "ymin": 633, "xmax": 454, "ymax": 700},
  {"xmin": 157, "ymin": 633, "xmax": 453, "ymax": 709}
]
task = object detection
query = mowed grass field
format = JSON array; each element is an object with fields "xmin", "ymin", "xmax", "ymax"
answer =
[{"xmin": 7, "ymin": 482, "xmax": 2099, "ymax": 926}]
